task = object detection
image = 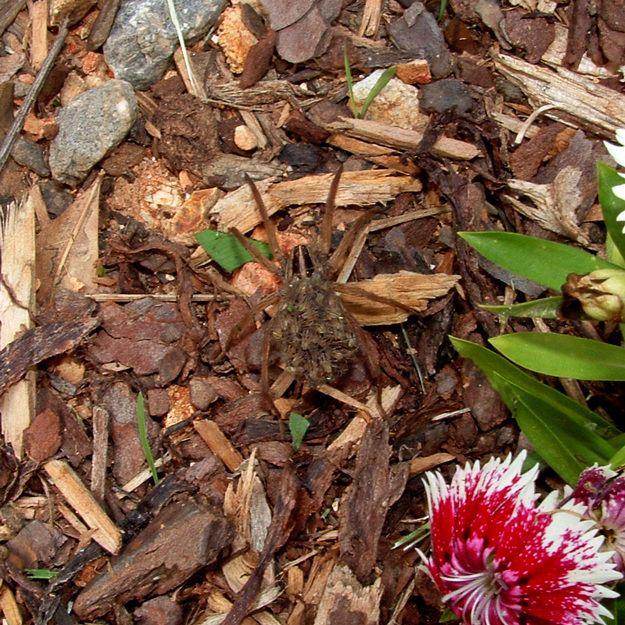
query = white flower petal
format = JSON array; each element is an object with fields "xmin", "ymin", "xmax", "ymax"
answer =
[{"xmin": 605, "ymin": 141, "xmax": 625, "ymax": 168}]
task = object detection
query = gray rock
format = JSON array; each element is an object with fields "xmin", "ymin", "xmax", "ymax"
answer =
[
  {"xmin": 388, "ymin": 2, "xmax": 453, "ymax": 78},
  {"xmin": 11, "ymin": 137, "xmax": 50, "ymax": 177},
  {"xmin": 104, "ymin": 0, "xmax": 226, "ymax": 90},
  {"xmin": 419, "ymin": 78, "xmax": 476, "ymax": 115},
  {"xmin": 49, "ymin": 80, "xmax": 137, "ymax": 186}
]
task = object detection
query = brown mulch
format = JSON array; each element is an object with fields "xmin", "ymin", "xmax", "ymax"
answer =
[{"xmin": 1, "ymin": 0, "xmax": 625, "ymax": 624}]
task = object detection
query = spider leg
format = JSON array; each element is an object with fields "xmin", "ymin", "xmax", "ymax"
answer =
[
  {"xmin": 244, "ymin": 173, "xmax": 283, "ymax": 263},
  {"xmin": 327, "ymin": 207, "xmax": 383, "ymax": 279},
  {"xmin": 229, "ymin": 227, "xmax": 282, "ymax": 277},
  {"xmin": 319, "ymin": 165, "xmax": 343, "ymax": 257},
  {"xmin": 222, "ymin": 290, "xmax": 280, "ymax": 353}
]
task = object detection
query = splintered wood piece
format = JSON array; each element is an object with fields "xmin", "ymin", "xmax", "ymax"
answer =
[
  {"xmin": 43, "ymin": 458, "xmax": 122, "ymax": 554},
  {"xmin": 194, "ymin": 419, "xmax": 244, "ymax": 472},
  {"xmin": 359, "ymin": 0, "xmax": 383, "ymax": 36},
  {"xmin": 504, "ymin": 166, "xmax": 591, "ymax": 244},
  {"xmin": 493, "ymin": 52, "xmax": 625, "ymax": 137},
  {"xmin": 36, "ymin": 175, "xmax": 100, "ymax": 305},
  {"xmin": 314, "ymin": 564, "xmax": 383, "ymax": 625},
  {"xmin": 211, "ymin": 169, "xmax": 423, "ymax": 234},
  {"xmin": 29, "ymin": 0, "xmax": 48, "ymax": 72},
  {"xmin": 0, "ymin": 584, "xmax": 22, "ymax": 625},
  {"xmin": 338, "ymin": 419, "xmax": 409, "ymax": 580},
  {"xmin": 409, "ymin": 452, "xmax": 456, "ymax": 476},
  {"xmin": 0, "ymin": 196, "xmax": 36, "ymax": 458},
  {"xmin": 91, "ymin": 405, "xmax": 110, "ymax": 504},
  {"xmin": 341, "ymin": 270, "xmax": 460, "ymax": 325},
  {"xmin": 327, "ymin": 133, "xmax": 420, "ymax": 174},
  {"xmin": 326, "ymin": 117, "xmax": 481, "ymax": 160}
]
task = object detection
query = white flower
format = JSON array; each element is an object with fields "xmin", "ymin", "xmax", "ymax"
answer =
[{"xmin": 604, "ymin": 130, "xmax": 625, "ymax": 231}]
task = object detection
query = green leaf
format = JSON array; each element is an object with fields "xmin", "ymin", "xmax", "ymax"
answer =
[
  {"xmin": 195, "ymin": 230, "xmax": 272, "ymax": 273},
  {"xmin": 137, "ymin": 392, "xmax": 159, "ymax": 485},
  {"xmin": 360, "ymin": 66, "xmax": 397, "ymax": 119},
  {"xmin": 289, "ymin": 411, "xmax": 310, "ymax": 451},
  {"xmin": 490, "ymin": 333, "xmax": 625, "ymax": 381},
  {"xmin": 480, "ymin": 296, "xmax": 563, "ymax": 319},
  {"xmin": 604, "ymin": 585, "xmax": 625, "ymax": 625},
  {"xmin": 459, "ymin": 231, "xmax": 619, "ymax": 290},
  {"xmin": 451, "ymin": 337, "xmax": 618, "ymax": 483},
  {"xmin": 598, "ymin": 161, "xmax": 625, "ymax": 263}
]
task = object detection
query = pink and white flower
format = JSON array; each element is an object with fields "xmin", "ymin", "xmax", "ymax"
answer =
[
  {"xmin": 423, "ymin": 453, "xmax": 621, "ymax": 625},
  {"xmin": 569, "ymin": 465, "xmax": 625, "ymax": 573}
]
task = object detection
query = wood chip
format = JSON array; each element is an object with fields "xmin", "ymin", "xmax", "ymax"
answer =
[
  {"xmin": 43, "ymin": 458, "xmax": 122, "ymax": 554},
  {"xmin": 341, "ymin": 270, "xmax": 461, "ymax": 325},
  {"xmin": 0, "ymin": 585, "xmax": 22, "ymax": 625},
  {"xmin": 409, "ymin": 452, "xmax": 456, "ymax": 476},
  {"xmin": 493, "ymin": 51, "xmax": 625, "ymax": 137},
  {"xmin": 194, "ymin": 419, "xmax": 244, "ymax": 472},
  {"xmin": 211, "ymin": 169, "xmax": 424, "ymax": 234}
]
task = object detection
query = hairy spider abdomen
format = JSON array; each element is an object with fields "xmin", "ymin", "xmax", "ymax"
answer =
[{"xmin": 271, "ymin": 271, "xmax": 359, "ymax": 387}]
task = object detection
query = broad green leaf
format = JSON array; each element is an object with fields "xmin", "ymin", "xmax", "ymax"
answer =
[
  {"xmin": 195, "ymin": 230, "xmax": 272, "ymax": 273},
  {"xmin": 609, "ymin": 444, "xmax": 625, "ymax": 469},
  {"xmin": 361, "ymin": 66, "xmax": 397, "ymax": 119},
  {"xmin": 459, "ymin": 231, "xmax": 618, "ymax": 290},
  {"xmin": 451, "ymin": 337, "xmax": 618, "ymax": 482},
  {"xmin": 481, "ymin": 296, "xmax": 562, "ymax": 319},
  {"xmin": 451, "ymin": 337, "xmax": 618, "ymax": 439},
  {"xmin": 490, "ymin": 333, "xmax": 625, "ymax": 381},
  {"xmin": 598, "ymin": 161, "xmax": 625, "ymax": 263},
  {"xmin": 289, "ymin": 411, "xmax": 310, "ymax": 451}
]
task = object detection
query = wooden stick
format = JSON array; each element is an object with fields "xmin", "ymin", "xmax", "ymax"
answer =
[
  {"xmin": 326, "ymin": 117, "xmax": 481, "ymax": 161},
  {"xmin": 44, "ymin": 458, "xmax": 122, "ymax": 554},
  {"xmin": 0, "ymin": 15, "xmax": 68, "ymax": 176}
]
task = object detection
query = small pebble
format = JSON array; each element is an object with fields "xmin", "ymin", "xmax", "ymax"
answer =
[{"xmin": 233, "ymin": 124, "xmax": 258, "ymax": 151}]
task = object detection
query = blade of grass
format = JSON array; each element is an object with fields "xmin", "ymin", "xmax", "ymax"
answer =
[
  {"xmin": 344, "ymin": 47, "xmax": 359, "ymax": 117},
  {"xmin": 166, "ymin": 0, "xmax": 200, "ymax": 97},
  {"xmin": 360, "ymin": 66, "xmax": 396, "ymax": 119},
  {"xmin": 137, "ymin": 392, "xmax": 159, "ymax": 485}
]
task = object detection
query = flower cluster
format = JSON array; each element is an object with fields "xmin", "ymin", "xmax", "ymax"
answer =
[
  {"xmin": 423, "ymin": 453, "xmax": 622, "ymax": 625},
  {"xmin": 567, "ymin": 465, "xmax": 625, "ymax": 573}
]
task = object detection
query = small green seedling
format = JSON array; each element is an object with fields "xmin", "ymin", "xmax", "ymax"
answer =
[
  {"xmin": 344, "ymin": 50, "xmax": 396, "ymax": 119},
  {"xmin": 289, "ymin": 411, "xmax": 310, "ymax": 451},
  {"xmin": 25, "ymin": 568, "xmax": 58, "ymax": 580},
  {"xmin": 137, "ymin": 392, "xmax": 159, "ymax": 485}
]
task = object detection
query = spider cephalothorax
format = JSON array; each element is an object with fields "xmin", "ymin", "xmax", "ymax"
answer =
[
  {"xmin": 271, "ymin": 258, "xmax": 360, "ymax": 387},
  {"xmin": 228, "ymin": 167, "xmax": 414, "ymax": 396}
]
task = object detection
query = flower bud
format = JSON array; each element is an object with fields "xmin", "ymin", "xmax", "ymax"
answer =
[{"xmin": 561, "ymin": 268, "xmax": 625, "ymax": 322}]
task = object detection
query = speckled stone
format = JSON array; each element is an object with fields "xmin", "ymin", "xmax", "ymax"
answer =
[
  {"xmin": 104, "ymin": 0, "xmax": 226, "ymax": 90},
  {"xmin": 49, "ymin": 80, "xmax": 137, "ymax": 185}
]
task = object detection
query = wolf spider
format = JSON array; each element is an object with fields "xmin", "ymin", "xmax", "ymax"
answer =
[{"xmin": 227, "ymin": 168, "xmax": 414, "ymax": 410}]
